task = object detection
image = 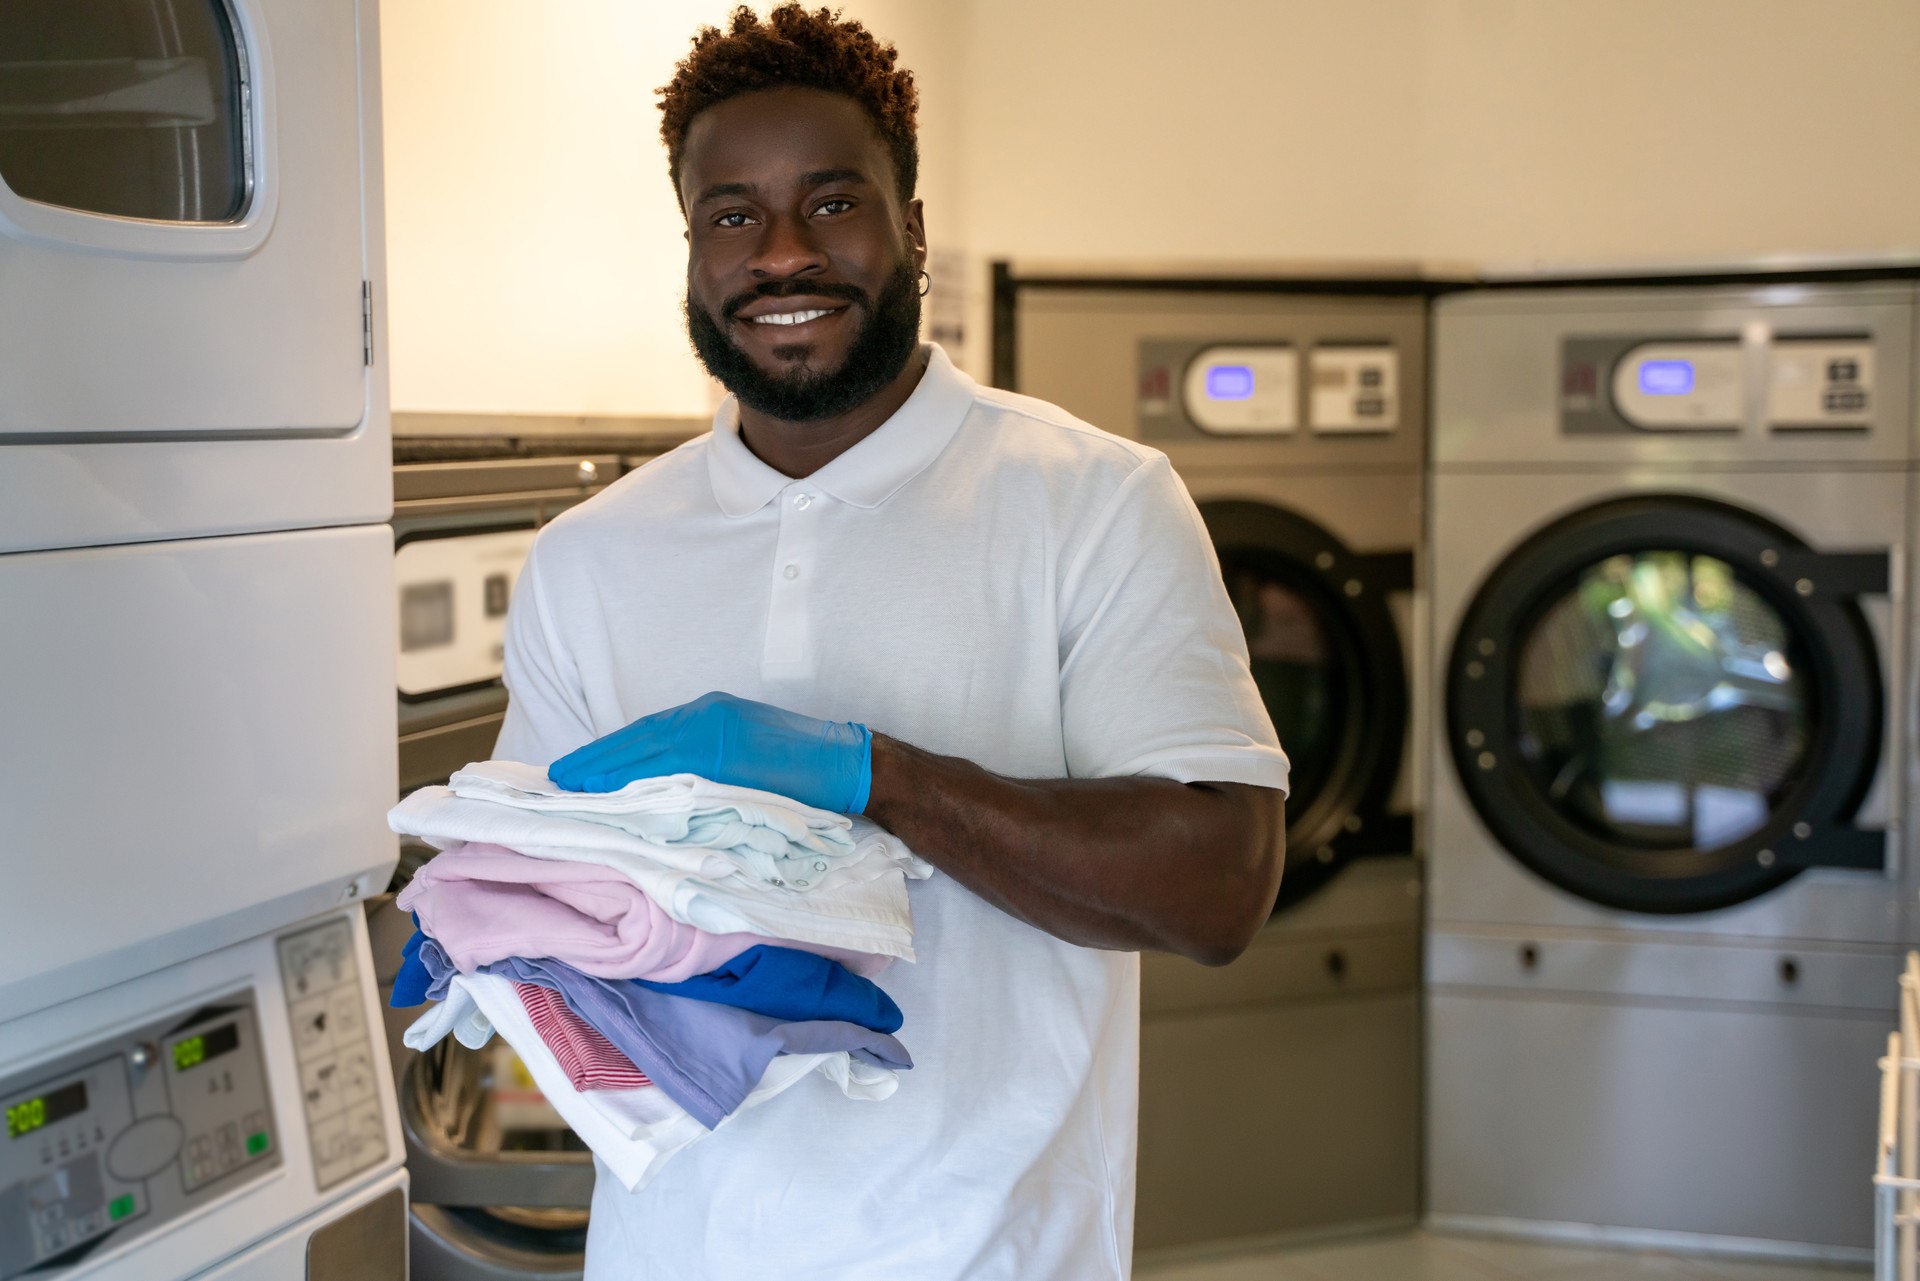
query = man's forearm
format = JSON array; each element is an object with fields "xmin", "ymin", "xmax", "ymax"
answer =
[{"xmin": 863, "ymin": 734, "xmax": 1285, "ymax": 966}]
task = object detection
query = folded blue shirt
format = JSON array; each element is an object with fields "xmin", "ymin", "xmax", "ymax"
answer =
[
  {"xmin": 391, "ymin": 926, "xmax": 432, "ymax": 1008},
  {"xmin": 636, "ymin": 944, "xmax": 902, "ymax": 1034}
]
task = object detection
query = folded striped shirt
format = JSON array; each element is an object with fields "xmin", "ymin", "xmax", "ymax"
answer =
[{"xmin": 517, "ymin": 981, "xmax": 654, "ymax": 1091}]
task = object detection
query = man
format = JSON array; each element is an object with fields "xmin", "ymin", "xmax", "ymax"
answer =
[{"xmin": 493, "ymin": 5, "xmax": 1289, "ymax": 1276}]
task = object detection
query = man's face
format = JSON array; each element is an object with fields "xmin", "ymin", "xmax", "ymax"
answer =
[{"xmin": 679, "ymin": 87, "xmax": 927, "ymax": 422}]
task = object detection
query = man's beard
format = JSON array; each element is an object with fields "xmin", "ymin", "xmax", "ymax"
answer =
[{"xmin": 684, "ymin": 258, "xmax": 922, "ymax": 423}]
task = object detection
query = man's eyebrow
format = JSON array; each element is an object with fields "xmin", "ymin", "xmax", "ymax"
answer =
[
  {"xmin": 695, "ymin": 180, "xmax": 758, "ymax": 203},
  {"xmin": 692, "ymin": 169, "xmax": 867, "ymax": 204},
  {"xmin": 802, "ymin": 167, "xmax": 868, "ymax": 187}
]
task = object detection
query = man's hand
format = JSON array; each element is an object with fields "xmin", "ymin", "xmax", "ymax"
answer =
[{"xmin": 547, "ymin": 691, "xmax": 873, "ymax": 814}]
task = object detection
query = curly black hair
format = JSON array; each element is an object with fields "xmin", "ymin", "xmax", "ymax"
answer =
[{"xmin": 657, "ymin": 4, "xmax": 919, "ymax": 206}]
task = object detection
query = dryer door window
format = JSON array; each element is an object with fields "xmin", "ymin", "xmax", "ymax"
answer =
[
  {"xmin": 1449, "ymin": 495, "xmax": 1887, "ymax": 914},
  {"xmin": 1222, "ymin": 559, "xmax": 1344, "ymax": 822},
  {"xmin": 1202, "ymin": 500, "xmax": 1413, "ymax": 913},
  {"xmin": 0, "ymin": 0, "xmax": 248, "ymax": 221},
  {"xmin": 1514, "ymin": 551, "xmax": 1814, "ymax": 855}
]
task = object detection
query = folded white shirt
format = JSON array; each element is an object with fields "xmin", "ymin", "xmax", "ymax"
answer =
[
  {"xmin": 406, "ymin": 971, "xmax": 894, "ymax": 1191},
  {"xmin": 388, "ymin": 787, "xmax": 929, "ymax": 961},
  {"xmin": 581, "ymin": 1051, "xmax": 898, "ymax": 1145},
  {"xmin": 450, "ymin": 762, "xmax": 862, "ymax": 887}
]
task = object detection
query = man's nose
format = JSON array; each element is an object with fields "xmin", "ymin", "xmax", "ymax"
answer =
[{"xmin": 748, "ymin": 211, "xmax": 827, "ymax": 282}]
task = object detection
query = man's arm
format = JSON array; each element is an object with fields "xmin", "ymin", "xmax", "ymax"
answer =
[{"xmin": 866, "ymin": 734, "xmax": 1284, "ymax": 966}]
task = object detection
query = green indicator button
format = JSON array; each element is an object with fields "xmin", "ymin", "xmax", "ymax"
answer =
[
  {"xmin": 246, "ymin": 1131, "xmax": 270, "ymax": 1156},
  {"xmin": 108, "ymin": 1194, "xmax": 134, "ymax": 1222}
]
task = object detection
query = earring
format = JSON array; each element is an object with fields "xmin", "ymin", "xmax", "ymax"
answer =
[{"xmin": 917, "ymin": 269, "xmax": 931, "ymax": 297}]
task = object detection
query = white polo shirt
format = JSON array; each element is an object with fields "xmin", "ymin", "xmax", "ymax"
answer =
[{"xmin": 494, "ymin": 344, "xmax": 1289, "ymax": 1281}]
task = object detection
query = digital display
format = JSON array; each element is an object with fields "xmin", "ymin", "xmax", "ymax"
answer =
[
  {"xmin": 400, "ymin": 580, "xmax": 455, "ymax": 652},
  {"xmin": 173, "ymin": 1021, "xmax": 241, "ymax": 1073},
  {"xmin": 1638, "ymin": 359, "xmax": 1695, "ymax": 396},
  {"xmin": 1204, "ymin": 364, "xmax": 1255, "ymax": 401},
  {"xmin": 7, "ymin": 1081, "xmax": 87, "ymax": 1140}
]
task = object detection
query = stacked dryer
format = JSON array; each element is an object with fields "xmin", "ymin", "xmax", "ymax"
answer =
[
  {"xmin": 1426, "ymin": 277, "xmax": 1918, "ymax": 1261},
  {"xmin": 0, "ymin": 1, "xmax": 406, "ymax": 1277},
  {"xmin": 1006, "ymin": 270, "xmax": 1429, "ymax": 1254}
]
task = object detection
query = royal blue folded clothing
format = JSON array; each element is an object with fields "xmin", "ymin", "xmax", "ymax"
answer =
[
  {"xmin": 391, "ymin": 927, "xmax": 432, "ymax": 1008},
  {"xmin": 412, "ymin": 938, "xmax": 912, "ymax": 1129},
  {"xmin": 635, "ymin": 944, "xmax": 903, "ymax": 1034}
]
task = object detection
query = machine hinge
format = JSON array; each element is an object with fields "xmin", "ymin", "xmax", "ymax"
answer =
[{"xmin": 361, "ymin": 280, "xmax": 374, "ymax": 366}]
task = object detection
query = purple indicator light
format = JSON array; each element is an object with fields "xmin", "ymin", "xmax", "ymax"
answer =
[
  {"xmin": 1638, "ymin": 359, "xmax": 1694, "ymax": 396},
  {"xmin": 1205, "ymin": 365, "xmax": 1255, "ymax": 400}
]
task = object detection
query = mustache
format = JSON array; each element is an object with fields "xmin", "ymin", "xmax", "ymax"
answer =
[{"xmin": 720, "ymin": 279, "xmax": 870, "ymax": 323}]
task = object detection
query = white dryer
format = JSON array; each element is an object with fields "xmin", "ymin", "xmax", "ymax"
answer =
[
  {"xmin": 0, "ymin": 1, "xmax": 405, "ymax": 1276},
  {"xmin": 1008, "ymin": 270, "xmax": 1428, "ymax": 1253},
  {"xmin": 1426, "ymin": 275, "xmax": 1919, "ymax": 1261}
]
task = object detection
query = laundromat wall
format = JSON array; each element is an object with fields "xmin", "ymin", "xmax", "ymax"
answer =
[
  {"xmin": 365, "ymin": 1, "xmax": 1920, "ymax": 1274},
  {"xmin": 380, "ymin": 0, "xmax": 1920, "ymax": 422}
]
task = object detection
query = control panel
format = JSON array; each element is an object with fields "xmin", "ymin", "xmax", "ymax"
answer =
[
  {"xmin": 395, "ymin": 527, "xmax": 537, "ymax": 698},
  {"xmin": 0, "ymin": 996, "xmax": 279, "ymax": 1280},
  {"xmin": 1138, "ymin": 338, "xmax": 1407, "ymax": 442},
  {"xmin": 1767, "ymin": 338, "xmax": 1875, "ymax": 428},
  {"xmin": 278, "ymin": 918, "xmax": 387, "ymax": 1191},
  {"xmin": 1562, "ymin": 333, "xmax": 1882, "ymax": 434},
  {"xmin": 1308, "ymin": 346, "xmax": 1398, "ymax": 432}
]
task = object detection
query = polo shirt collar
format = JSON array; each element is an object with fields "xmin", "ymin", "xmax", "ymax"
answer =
[{"xmin": 707, "ymin": 344, "xmax": 976, "ymax": 518}]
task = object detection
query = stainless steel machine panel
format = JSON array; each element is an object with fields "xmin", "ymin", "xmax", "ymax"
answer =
[
  {"xmin": 1427, "ymin": 985, "xmax": 1886, "ymax": 1257},
  {"xmin": 1016, "ymin": 287, "xmax": 1427, "ymax": 471},
  {"xmin": 1432, "ymin": 283, "xmax": 1916, "ymax": 468},
  {"xmin": 1138, "ymin": 990, "xmax": 1419, "ymax": 1251}
]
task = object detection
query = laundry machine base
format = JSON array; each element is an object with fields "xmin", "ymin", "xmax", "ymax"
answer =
[
  {"xmin": 1136, "ymin": 858, "xmax": 1424, "ymax": 1254},
  {"xmin": 1427, "ymin": 965, "xmax": 1889, "ymax": 1258}
]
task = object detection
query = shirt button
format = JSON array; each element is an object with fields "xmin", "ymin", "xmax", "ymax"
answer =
[
  {"xmin": 783, "ymin": 564, "xmax": 800, "ymax": 580},
  {"xmin": 813, "ymin": 861, "xmax": 828, "ymax": 872},
  {"xmin": 793, "ymin": 493, "xmax": 813, "ymax": 510}
]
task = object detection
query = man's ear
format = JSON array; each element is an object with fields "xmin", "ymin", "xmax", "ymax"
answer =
[{"xmin": 904, "ymin": 197, "xmax": 928, "ymax": 267}]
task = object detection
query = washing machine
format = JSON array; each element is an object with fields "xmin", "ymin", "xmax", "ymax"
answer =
[
  {"xmin": 1004, "ymin": 267, "xmax": 1429, "ymax": 1254},
  {"xmin": 1426, "ymin": 275, "xmax": 1920, "ymax": 1263}
]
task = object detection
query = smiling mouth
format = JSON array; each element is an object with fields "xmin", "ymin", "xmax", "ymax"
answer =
[{"xmin": 746, "ymin": 306, "xmax": 846, "ymax": 327}]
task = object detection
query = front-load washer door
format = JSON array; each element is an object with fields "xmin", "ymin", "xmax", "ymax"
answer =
[
  {"xmin": 1446, "ymin": 495, "xmax": 1887, "ymax": 914},
  {"xmin": 1202, "ymin": 500, "xmax": 1413, "ymax": 911}
]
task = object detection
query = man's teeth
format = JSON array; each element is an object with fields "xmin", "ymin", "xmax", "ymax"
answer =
[{"xmin": 751, "ymin": 308, "xmax": 834, "ymax": 326}]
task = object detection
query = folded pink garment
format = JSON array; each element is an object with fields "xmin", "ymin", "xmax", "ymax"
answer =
[{"xmin": 395, "ymin": 842, "xmax": 893, "ymax": 982}]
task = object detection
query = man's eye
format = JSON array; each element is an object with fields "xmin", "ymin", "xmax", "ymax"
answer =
[
  {"xmin": 812, "ymin": 199, "xmax": 854, "ymax": 217},
  {"xmin": 714, "ymin": 212, "xmax": 754, "ymax": 229}
]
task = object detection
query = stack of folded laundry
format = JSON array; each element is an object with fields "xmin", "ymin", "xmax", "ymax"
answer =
[{"xmin": 386, "ymin": 759, "xmax": 930, "ymax": 1191}]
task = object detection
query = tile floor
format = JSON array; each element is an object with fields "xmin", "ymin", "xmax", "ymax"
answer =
[{"xmin": 1136, "ymin": 1230, "xmax": 1869, "ymax": 1281}]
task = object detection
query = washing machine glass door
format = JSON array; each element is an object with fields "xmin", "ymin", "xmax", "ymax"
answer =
[
  {"xmin": 1203, "ymin": 501, "xmax": 1413, "ymax": 911},
  {"xmin": 1448, "ymin": 495, "xmax": 1888, "ymax": 913}
]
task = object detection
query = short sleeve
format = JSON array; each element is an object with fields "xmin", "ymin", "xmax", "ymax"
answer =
[
  {"xmin": 493, "ymin": 542, "xmax": 597, "ymax": 769},
  {"xmin": 1057, "ymin": 456, "xmax": 1291, "ymax": 794}
]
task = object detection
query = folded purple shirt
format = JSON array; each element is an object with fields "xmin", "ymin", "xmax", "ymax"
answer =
[
  {"xmin": 395, "ymin": 842, "xmax": 892, "ymax": 982},
  {"xmin": 415, "ymin": 938, "xmax": 911, "ymax": 1129}
]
